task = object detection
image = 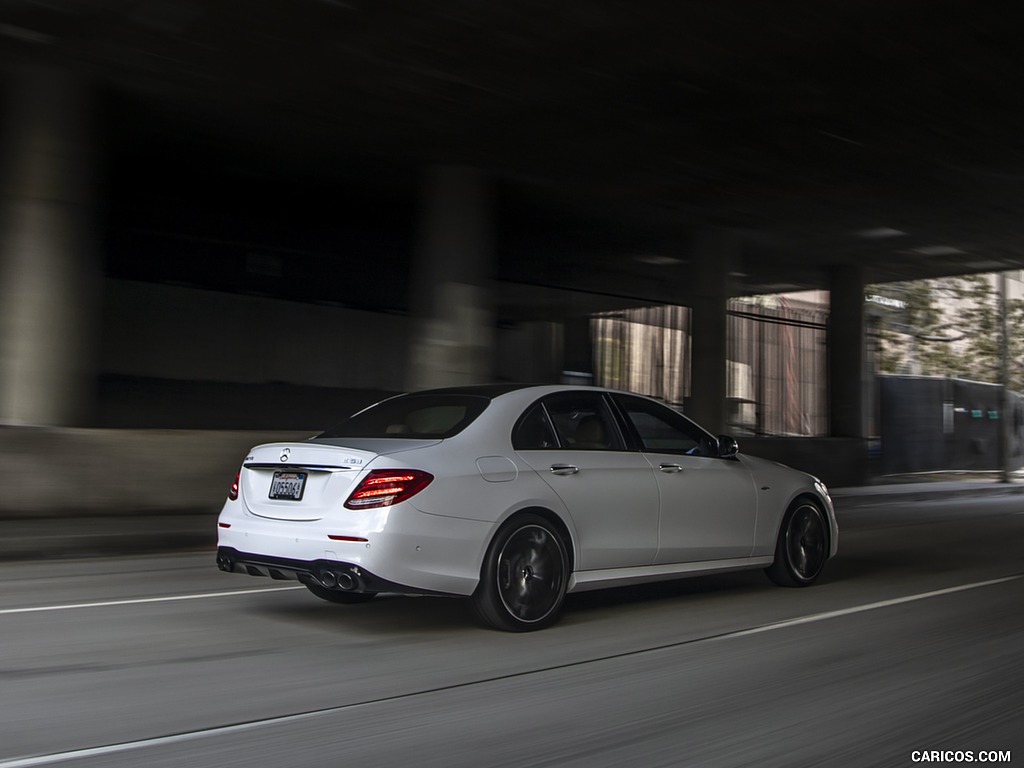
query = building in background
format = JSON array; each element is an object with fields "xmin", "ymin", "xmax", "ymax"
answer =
[{"xmin": 591, "ymin": 290, "xmax": 829, "ymax": 437}]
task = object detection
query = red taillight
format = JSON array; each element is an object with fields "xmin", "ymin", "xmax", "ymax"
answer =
[
  {"xmin": 344, "ymin": 469, "xmax": 434, "ymax": 509},
  {"xmin": 229, "ymin": 472, "xmax": 239, "ymax": 501}
]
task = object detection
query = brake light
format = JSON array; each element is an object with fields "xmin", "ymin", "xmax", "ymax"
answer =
[
  {"xmin": 229, "ymin": 472, "xmax": 239, "ymax": 501},
  {"xmin": 344, "ymin": 469, "xmax": 434, "ymax": 509}
]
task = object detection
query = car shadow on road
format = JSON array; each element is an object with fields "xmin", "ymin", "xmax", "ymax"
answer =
[
  {"xmin": 560, "ymin": 570, "xmax": 771, "ymax": 616},
  {"xmin": 248, "ymin": 567, "xmax": 856, "ymax": 634},
  {"xmin": 255, "ymin": 590, "xmax": 479, "ymax": 634}
]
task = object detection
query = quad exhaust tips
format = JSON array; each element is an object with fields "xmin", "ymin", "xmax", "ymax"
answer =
[{"xmin": 216, "ymin": 548, "xmax": 363, "ymax": 591}]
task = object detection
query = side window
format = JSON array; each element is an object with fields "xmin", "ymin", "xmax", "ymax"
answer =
[
  {"xmin": 512, "ymin": 404, "xmax": 559, "ymax": 450},
  {"xmin": 543, "ymin": 392, "xmax": 623, "ymax": 451},
  {"xmin": 614, "ymin": 394, "xmax": 712, "ymax": 455}
]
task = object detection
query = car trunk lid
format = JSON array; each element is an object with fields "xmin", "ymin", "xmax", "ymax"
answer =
[{"xmin": 239, "ymin": 439, "xmax": 439, "ymax": 521}]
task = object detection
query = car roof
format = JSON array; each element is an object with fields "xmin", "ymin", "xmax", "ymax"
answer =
[
  {"xmin": 400, "ymin": 383, "xmax": 663, "ymax": 404},
  {"xmin": 401, "ymin": 383, "xmax": 543, "ymax": 399}
]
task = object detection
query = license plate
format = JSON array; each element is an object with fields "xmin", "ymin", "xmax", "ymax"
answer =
[{"xmin": 269, "ymin": 471, "xmax": 307, "ymax": 501}]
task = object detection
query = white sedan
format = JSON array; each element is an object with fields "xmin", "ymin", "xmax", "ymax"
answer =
[{"xmin": 216, "ymin": 384, "xmax": 838, "ymax": 631}]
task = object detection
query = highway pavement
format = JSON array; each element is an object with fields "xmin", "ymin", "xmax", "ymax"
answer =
[{"xmin": 0, "ymin": 492, "xmax": 1022, "ymax": 767}]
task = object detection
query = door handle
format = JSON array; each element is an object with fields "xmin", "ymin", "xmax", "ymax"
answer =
[
  {"xmin": 549, "ymin": 464, "xmax": 579, "ymax": 476},
  {"xmin": 659, "ymin": 463, "xmax": 684, "ymax": 473}
]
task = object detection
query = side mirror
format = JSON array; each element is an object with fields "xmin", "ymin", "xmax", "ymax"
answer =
[{"xmin": 716, "ymin": 434, "xmax": 739, "ymax": 459}]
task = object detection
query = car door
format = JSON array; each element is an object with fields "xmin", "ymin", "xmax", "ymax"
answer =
[
  {"xmin": 612, "ymin": 394, "xmax": 757, "ymax": 564},
  {"xmin": 513, "ymin": 392, "xmax": 660, "ymax": 571}
]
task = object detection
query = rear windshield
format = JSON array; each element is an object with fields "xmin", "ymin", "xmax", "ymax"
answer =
[{"xmin": 318, "ymin": 394, "xmax": 491, "ymax": 439}]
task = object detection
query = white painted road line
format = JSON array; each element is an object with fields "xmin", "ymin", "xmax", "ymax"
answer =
[
  {"xmin": 0, "ymin": 713, "xmax": 326, "ymax": 768},
  {"xmin": 0, "ymin": 585, "xmax": 304, "ymax": 615},
  {"xmin": 0, "ymin": 573, "xmax": 1020, "ymax": 768},
  {"xmin": 718, "ymin": 573, "xmax": 1024, "ymax": 640}
]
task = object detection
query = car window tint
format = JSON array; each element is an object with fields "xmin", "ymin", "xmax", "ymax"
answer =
[
  {"xmin": 543, "ymin": 393, "xmax": 622, "ymax": 451},
  {"xmin": 614, "ymin": 394, "xmax": 709, "ymax": 455},
  {"xmin": 512, "ymin": 404, "xmax": 559, "ymax": 450},
  {"xmin": 319, "ymin": 394, "xmax": 490, "ymax": 439}
]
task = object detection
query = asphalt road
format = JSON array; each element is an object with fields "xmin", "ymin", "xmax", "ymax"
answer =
[{"xmin": 1, "ymin": 495, "xmax": 1022, "ymax": 768}]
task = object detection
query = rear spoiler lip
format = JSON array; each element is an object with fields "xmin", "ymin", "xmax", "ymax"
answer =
[{"xmin": 242, "ymin": 462, "xmax": 360, "ymax": 472}]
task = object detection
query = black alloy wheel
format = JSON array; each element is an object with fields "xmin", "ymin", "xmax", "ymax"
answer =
[
  {"xmin": 766, "ymin": 500, "xmax": 828, "ymax": 587},
  {"xmin": 472, "ymin": 514, "xmax": 568, "ymax": 631}
]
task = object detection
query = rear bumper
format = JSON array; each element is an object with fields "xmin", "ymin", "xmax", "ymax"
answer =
[
  {"xmin": 216, "ymin": 546, "xmax": 454, "ymax": 596},
  {"xmin": 217, "ymin": 495, "xmax": 490, "ymax": 595}
]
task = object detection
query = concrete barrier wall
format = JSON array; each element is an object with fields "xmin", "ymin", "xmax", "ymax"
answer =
[{"xmin": 0, "ymin": 426, "xmax": 309, "ymax": 516}]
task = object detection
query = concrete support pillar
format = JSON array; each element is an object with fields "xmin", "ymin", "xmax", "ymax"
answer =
[
  {"xmin": 0, "ymin": 66, "xmax": 99, "ymax": 425},
  {"xmin": 828, "ymin": 265, "xmax": 866, "ymax": 438},
  {"xmin": 561, "ymin": 316, "xmax": 594, "ymax": 383},
  {"xmin": 405, "ymin": 167, "xmax": 495, "ymax": 390},
  {"xmin": 687, "ymin": 230, "xmax": 736, "ymax": 435}
]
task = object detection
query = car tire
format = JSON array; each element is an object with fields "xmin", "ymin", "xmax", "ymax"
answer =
[
  {"xmin": 471, "ymin": 514, "xmax": 569, "ymax": 632},
  {"xmin": 766, "ymin": 499, "xmax": 829, "ymax": 587},
  {"xmin": 303, "ymin": 582, "xmax": 377, "ymax": 604}
]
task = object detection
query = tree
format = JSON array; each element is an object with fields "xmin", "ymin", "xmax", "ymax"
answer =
[{"xmin": 871, "ymin": 273, "xmax": 1024, "ymax": 391}]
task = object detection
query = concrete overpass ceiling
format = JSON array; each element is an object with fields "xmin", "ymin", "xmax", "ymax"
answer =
[{"xmin": 4, "ymin": 1, "xmax": 1024, "ymax": 315}]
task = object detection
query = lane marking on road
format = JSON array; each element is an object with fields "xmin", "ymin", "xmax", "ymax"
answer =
[
  {"xmin": 717, "ymin": 573, "xmax": 1023, "ymax": 640},
  {"xmin": 0, "ymin": 586, "xmax": 304, "ymax": 616},
  {"xmin": 0, "ymin": 572, "xmax": 1021, "ymax": 767}
]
